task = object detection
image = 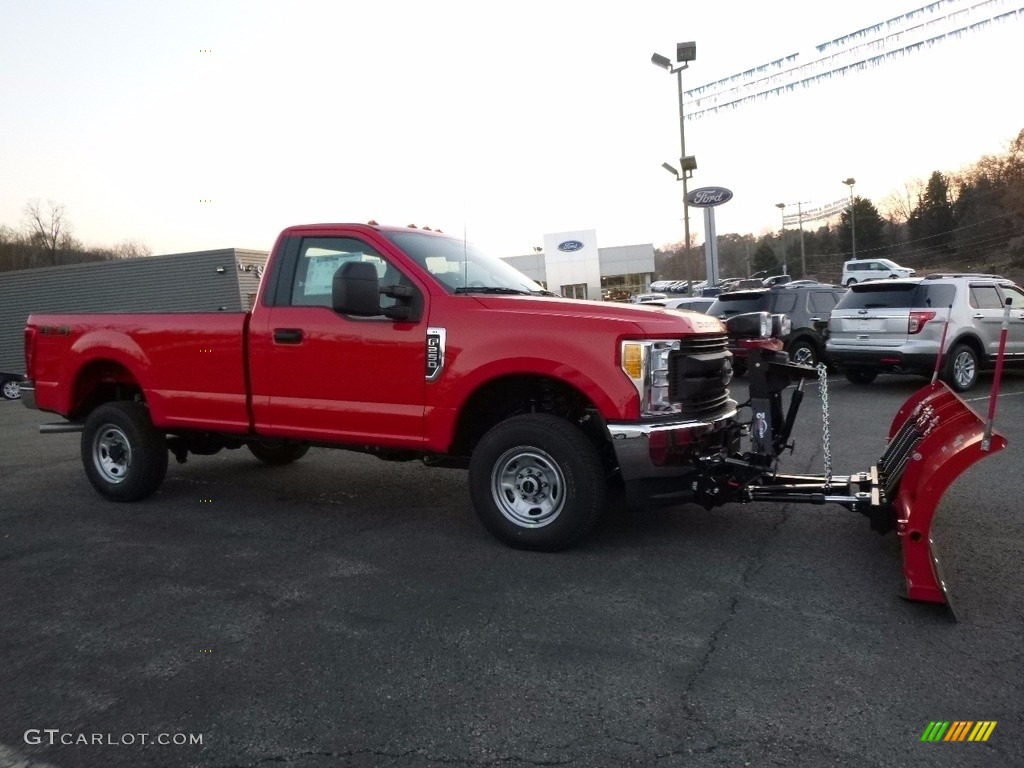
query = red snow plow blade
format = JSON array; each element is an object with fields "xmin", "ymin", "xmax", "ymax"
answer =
[{"xmin": 884, "ymin": 382, "xmax": 1007, "ymax": 612}]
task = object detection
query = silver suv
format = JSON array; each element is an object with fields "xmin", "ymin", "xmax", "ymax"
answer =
[{"xmin": 827, "ymin": 273, "xmax": 1024, "ymax": 391}]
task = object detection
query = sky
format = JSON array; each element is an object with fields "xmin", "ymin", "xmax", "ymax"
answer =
[{"xmin": 0, "ymin": 0, "xmax": 1021, "ymax": 259}]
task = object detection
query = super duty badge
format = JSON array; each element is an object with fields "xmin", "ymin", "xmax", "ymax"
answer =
[{"xmin": 426, "ymin": 327, "xmax": 446, "ymax": 381}]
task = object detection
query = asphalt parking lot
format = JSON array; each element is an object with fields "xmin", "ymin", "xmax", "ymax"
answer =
[{"xmin": 1, "ymin": 372, "xmax": 1022, "ymax": 768}]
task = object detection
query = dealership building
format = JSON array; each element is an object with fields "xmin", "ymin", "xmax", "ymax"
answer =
[{"xmin": 502, "ymin": 229, "xmax": 656, "ymax": 302}]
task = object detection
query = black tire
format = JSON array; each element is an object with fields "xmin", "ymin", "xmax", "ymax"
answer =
[
  {"xmin": 469, "ymin": 414, "xmax": 606, "ymax": 551},
  {"xmin": 944, "ymin": 343, "xmax": 979, "ymax": 392},
  {"xmin": 1, "ymin": 377, "xmax": 21, "ymax": 400},
  {"xmin": 846, "ymin": 278, "xmax": 857, "ymax": 286},
  {"xmin": 247, "ymin": 440, "xmax": 310, "ymax": 465},
  {"xmin": 81, "ymin": 401, "xmax": 168, "ymax": 501},
  {"xmin": 845, "ymin": 368, "xmax": 878, "ymax": 385},
  {"xmin": 787, "ymin": 339, "xmax": 819, "ymax": 367}
]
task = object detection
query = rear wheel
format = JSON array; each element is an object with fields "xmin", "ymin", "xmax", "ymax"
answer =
[
  {"xmin": 469, "ymin": 414, "xmax": 606, "ymax": 551},
  {"xmin": 247, "ymin": 440, "xmax": 310, "ymax": 465},
  {"xmin": 1, "ymin": 377, "xmax": 21, "ymax": 400},
  {"xmin": 945, "ymin": 344, "xmax": 979, "ymax": 392},
  {"xmin": 845, "ymin": 368, "xmax": 878, "ymax": 385},
  {"xmin": 788, "ymin": 339, "xmax": 819, "ymax": 367},
  {"xmin": 81, "ymin": 401, "xmax": 168, "ymax": 501},
  {"xmin": 846, "ymin": 278, "xmax": 857, "ymax": 286}
]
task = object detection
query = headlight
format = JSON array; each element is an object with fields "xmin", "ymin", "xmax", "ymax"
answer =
[{"xmin": 621, "ymin": 339, "xmax": 681, "ymax": 416}]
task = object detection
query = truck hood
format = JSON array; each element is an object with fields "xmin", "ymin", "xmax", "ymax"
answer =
[{"xmin": 469, "ymin": 295, "xmax": 726, "ymax": 336}]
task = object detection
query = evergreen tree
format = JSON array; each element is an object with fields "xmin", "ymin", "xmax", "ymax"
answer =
[
  {"xmin": 751, "ymin": 237, "xmax": 780, "ymax": 274},
  {"xmin": 838, "ymin": 197, "xmax": 888, "ymax": 258},
  {"xmin": 908, "ymin": 171, "xmax": 956, "ymax": 252}
]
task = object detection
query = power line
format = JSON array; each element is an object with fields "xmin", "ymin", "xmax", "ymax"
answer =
[{"xmin": 684, "ymin": 0, "xmax": 1024, "ymax": 119}]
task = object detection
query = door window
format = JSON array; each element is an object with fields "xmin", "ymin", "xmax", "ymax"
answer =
[
  {"xmin": 969, "ymin": 285, "xmax": 1003, "ymax": 310},
  {"xmin": 290, "ymin": 237, "xmax": 412, "ymax": 310}
]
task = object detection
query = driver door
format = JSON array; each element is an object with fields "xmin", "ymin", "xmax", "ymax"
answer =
[{"xmin": 248, "ymin": 234, "xmax": 428, "ymax": 447}]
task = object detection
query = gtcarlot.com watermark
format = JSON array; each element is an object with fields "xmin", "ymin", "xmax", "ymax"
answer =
[{"xmin": 25, "ymin": 729, "xmax": 203, "ymax": 747}]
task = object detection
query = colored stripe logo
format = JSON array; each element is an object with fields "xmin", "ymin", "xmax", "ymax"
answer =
[{"xmin": 921, "ymin": 721, "xmax": 997, "ymax": 742}]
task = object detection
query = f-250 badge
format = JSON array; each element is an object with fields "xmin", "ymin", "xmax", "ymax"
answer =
[{"xmin": 426, "ymin": 327, "xmax": 447, "ymax": 381}]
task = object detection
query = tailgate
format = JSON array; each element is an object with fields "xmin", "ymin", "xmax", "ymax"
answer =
[{"xmin": 829, "ymin": 308, "xmax": 909, "ymax": 348}]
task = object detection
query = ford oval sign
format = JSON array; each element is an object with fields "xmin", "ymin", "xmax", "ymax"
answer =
[
  {"xmin": 557, "ymin": 240, "xmax": 584, "ymax": 252},
  {"xmin": 687, "ymin": 186, "xmax": 733, "ymax": 208}
]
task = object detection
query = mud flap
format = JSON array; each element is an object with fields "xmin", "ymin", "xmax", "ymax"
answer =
[{"xmin": 885, "ymin": 382, "xmax": 1007, "ymax": 614}]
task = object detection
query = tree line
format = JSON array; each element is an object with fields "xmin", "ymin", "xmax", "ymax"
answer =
[
  {"xmin": 0, "ymin": 200, "xmax": 151, "ymax": 273},
  {"xmin": 656, "ymin": 128, "xmax": 1024, "ymax": 283}
]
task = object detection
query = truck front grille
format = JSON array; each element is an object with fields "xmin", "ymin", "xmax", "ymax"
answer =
[{"xmin": 667, "ymin": 335, "xmax": 732, "ymax": 417}]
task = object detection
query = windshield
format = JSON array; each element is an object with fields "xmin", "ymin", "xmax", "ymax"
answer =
[
  {"xmin": 835, "ymin": 283, "xmax": 955, "ymax": 310},
  {"xmin": 384, "ymin": 230, "xmax": 553, "ymax": 296},
  {"xmin": 706, "ymin": 291, "xmax": 770, "ymax": 317}
]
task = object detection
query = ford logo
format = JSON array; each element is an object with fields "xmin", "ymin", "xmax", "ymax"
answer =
[
  {"xmin": 686, "ymin": 186, "xmax": 733, "ymax": 208},
  {"xmin": 558, "ymin": 240, "xmax": 584, "ymax": 252}
]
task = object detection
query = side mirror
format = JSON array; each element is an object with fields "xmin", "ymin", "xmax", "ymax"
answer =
[{"xmin": 332, "ymin": 261, "xmax": 381, "ymax": 315}]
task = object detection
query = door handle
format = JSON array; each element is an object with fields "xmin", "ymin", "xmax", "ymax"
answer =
[
  {"xmin": 273, "ymin": 328, "xmax": 304, "ymax": 344},
  {"xmin": 973, "ymin": 313, "xmax": 984, "ymax": 319}
]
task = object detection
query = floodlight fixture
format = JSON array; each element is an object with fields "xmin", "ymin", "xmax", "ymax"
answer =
[
  {"xmin": 681, "ymin": 155, "xmax": 697, "ymax": 172},
  {"xmin": 677, "ymin": 41, "xmax": 697, "ymax": 63},
  {"xmin": 661, "ymin": 162, "xmax": 679, "ymax": 176},
  {"xmin": 651, "ymin": 53, "xmax": 672, "ymax": 70}
]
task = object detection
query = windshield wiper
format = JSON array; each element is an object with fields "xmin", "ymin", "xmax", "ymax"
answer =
[{"xmin": 454, "ymin": 286, "xmax": 534, "ymax": 295}]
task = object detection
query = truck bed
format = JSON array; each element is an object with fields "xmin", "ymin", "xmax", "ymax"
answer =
[{"xmin": 28, "ymin": 312, "xmax": 252, "ymax": 433}]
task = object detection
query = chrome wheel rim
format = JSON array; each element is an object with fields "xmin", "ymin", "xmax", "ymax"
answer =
[
  {"xmin": 953, "ymin": 351, "xmax": 976, "ymax": 389},
  {"xmin": 2, "ymin": 380, "xmax": 20, "ymax": 399},
  {"xmin": 792, "ymin": 346, "xmax": 815, "ymax": 366},
  {"xmin": 93, "ymin": 424, "xmax": 132, "ymax": 483},
  {"xmin": 491, "ymin": 446, "xmax": 565, "ymax": 529}
]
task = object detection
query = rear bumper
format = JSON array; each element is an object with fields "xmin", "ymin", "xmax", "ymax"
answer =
[
  {"xmin": 827, "ymin": 347, "xmax": 936, "ymax": 373},
  {"xmin": 19, "ymin": 380, "xmax": 37, "ymax": 410}
]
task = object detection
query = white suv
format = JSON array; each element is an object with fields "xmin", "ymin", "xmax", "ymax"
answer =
[{"xmin": 841, "ymin": 258, "xmax": 915, "ymax": 286}]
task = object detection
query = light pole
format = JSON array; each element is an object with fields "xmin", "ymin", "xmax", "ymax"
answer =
[
  {"xmin": 777, "ymin": 201, "xmax": 808, "ymax": 277},
  {"xmin": 653, "ymin": 41, "xmax": 697, "ymax": 290},
  {"xmin": 843, "ymin": 177, "xmax": 856, "ymax": 260},
  {"xmin": 775, "ymin": 202, "xmax": 787, "ymax": 275}
]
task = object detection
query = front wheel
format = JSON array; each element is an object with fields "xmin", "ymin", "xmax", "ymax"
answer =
[
  {"xmin": 469, "ymin": 414, "xmax": 606, "ymax": 551},
  {"xmin": 247, "ymin": 440, "xmax": 310, "ymax": 465},
  {"xmin": 81, "ymin": 401, "xmax": 168, "ymax": 501},
  {"xmin": 945, "ymin": 344, "xmax": 979, "ymax": 392},
  {"xmin": 846, "ymin": 278, "xmax": 857, "ymax": 286}
]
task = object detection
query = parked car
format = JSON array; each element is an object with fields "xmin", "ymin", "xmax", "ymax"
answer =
[
  {"xmin": 1, "ymin": 372, "xmax": 25, "ymax": 400},
  {"xmin": 707, "ymin": 282, "xmax": 848, "ymax": 372},
  {"xmin": 826, "ymin": 273, "xmax": 1024, "ymax": 392},
  {"xmin": 632, "ymin": 292, "xmax": 669, "ymax": 304},
  {"xmin": 841, "ymin": 258, "xmax": 915, "ymax": 286},
  {"xmin": 763, "ymin": 274, "xmax": 793, "ymax": 287},
  {"xmin": 656, "ymin": 297, "xmax": 715, "ymax": 312}
]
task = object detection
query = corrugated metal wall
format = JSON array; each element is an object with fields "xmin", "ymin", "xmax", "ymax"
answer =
[{"xmin": 0, "ymin": 248, "xmax": 268, "ymax": 375}]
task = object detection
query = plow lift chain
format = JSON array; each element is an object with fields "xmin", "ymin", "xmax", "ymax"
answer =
[
  {"xmin": 687, "ymin": 337, "xmax": 1008, "ymax": 614},
  {"xmin": 690, "ymin": 346, "xmax": 894, "ymax": 533}
]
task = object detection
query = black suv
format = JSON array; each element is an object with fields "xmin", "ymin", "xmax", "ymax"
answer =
[{"xmin": 706, "ymin": 282, "xmax": 848, "ymax": 373}]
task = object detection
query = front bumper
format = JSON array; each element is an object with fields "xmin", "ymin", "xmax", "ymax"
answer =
[
  {"xmin": 606, "ymin": 401, "xmax": 739, "ymax": 482},
  {"xmin": 19, "ymin": 380, "xmax": 37, "ymax": 410}
]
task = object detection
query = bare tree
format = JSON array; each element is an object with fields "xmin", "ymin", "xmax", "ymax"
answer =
[
  {"xmin": 879, "ymin": 179, "xmax": 925, "ymax": 226},
  {"xmin": 23, "ymin": 199, "xmax": 74, "ymax": 265},
  {"xmin": 113, "ymin": 239, "xmax": 153, "ymax": 259}
]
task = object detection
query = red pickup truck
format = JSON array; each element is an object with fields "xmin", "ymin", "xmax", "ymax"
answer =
[{"xmin": 23, "ymin": 223, "xmax": 739, "ymax": 551}]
